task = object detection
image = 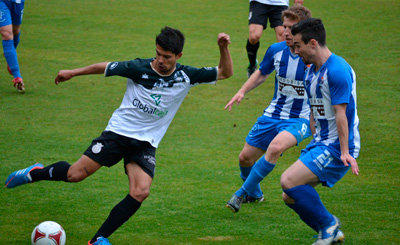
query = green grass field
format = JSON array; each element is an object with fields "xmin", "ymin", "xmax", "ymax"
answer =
[{"xmin": 0, "ymin": 0, "xmax": 399, "ymax": 244}]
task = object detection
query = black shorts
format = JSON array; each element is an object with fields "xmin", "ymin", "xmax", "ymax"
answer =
[
  {"xmin": 84, "ymin": 131, "xmax": 156, "ymax": 178},
  {"xmin": 248, "ymin": 1, "xmax": 288, "ymax": 29}
]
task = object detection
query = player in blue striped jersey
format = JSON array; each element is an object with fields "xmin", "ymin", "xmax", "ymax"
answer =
[
  {"xmin": 281, "ymin": 18, "xmax": 360, "ymax": 244},
  {"xmin": 225, "ymin": 5, "xmax": 312, "ymax": 213},
  {"xmin": 0, "ymin": 0, "xmax": 25, "ymax": 92}
]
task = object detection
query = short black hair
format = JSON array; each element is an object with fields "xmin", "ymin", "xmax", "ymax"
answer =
[
  {"xmin": 155, "ymin": 26, "xmax": 185, "ymax": 55},
  {"xmin": 291, "ymin": 18, "xmax": 326, "ymax": 46}
]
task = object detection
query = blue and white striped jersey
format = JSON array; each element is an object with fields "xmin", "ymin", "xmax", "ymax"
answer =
[
  {"xmin": 304, "ymin": 53, "xmax": 360, "ymax": 158},
  {"xmin": 259, "ymin": 41, "xmax": 310, "ymax": 120}
]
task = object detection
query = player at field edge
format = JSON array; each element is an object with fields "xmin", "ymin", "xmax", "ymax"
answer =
[
  {"xmin": 281, "ymin": 18, "xmax": 360, "ymax": 244},
  {"xmin": 246, "ymin": 0, "xmax": 304, "ymax": 77},
  {"xmin": 0, "ymin": 0, "xmax": 25, "ymax": 92},
  {"xmin": 5, "ymin": 26, "xmax": 233, "ymax": 245},
  {"xmin": 226, "ymin": 4, "xmax": 313, "ymax": 213}
]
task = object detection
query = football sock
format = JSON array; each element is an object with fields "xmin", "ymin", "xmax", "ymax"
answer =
[
  {"xmin": 14, "ymin": 32, "xmax": 20, "ymax": 48},
  {"xmin": 237, "ymin": 164, "xmax": 261, "ymax": 198},
  {"xmin": 2, "ymin": 40, "xmax": 21, "ymax": 78},
  {"xmin": 242, "ymin": 156, "xmax": 275, "ymax": 198},
  {"xmin": 91, "ymin": 194, "xmax": 141, "ymax": 243},
  {"xmin": 246, "ymin": 39, "xmax": 259, "ymax": 67},
  {"xmin": 30, "ymin": 161, "xmax": 71, "ymax": 182},
  {"xmin": 239, "ymin": 164, "xmax": 253, "ymax": 181},
  {"xmin": 284, "ymin": 185, "xmax": 334, "ymax": 231}
]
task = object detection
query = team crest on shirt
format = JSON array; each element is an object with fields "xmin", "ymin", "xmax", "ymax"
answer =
[
  {"xmin": 142, "ymin": 73, "xmax": 149, "ymax": 79},
  {"xmin": 92, "ymin": 142, "xmax": 104, "ymax": 154}
]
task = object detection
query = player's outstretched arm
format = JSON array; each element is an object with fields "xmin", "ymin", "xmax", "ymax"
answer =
[
  {"xmin": 224, "ymin": 69, "xmax": 268, "ymax": 111},
  {"xmin": 334, "ymin": 104, "xmax": 359, "ymax": 176},
  {"xmin": 55, "ymin": 62, "xmax": 109, "ymax": 85},
  {"xmin": 217, "ymin": 33, "xmax": 233, "ymax": 80}
]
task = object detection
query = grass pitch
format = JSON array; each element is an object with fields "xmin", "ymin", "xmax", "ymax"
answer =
[{"xmin": 0, "ymin": 0, "xmax": 399, "ymax": 244}]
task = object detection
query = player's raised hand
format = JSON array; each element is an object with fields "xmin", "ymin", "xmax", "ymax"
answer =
[
  {"xmin": 341, "ymin": 153, "xmax": 359, "ymax": 176},
  {"xmin": 225, "ymin": 90, "xmax": 245, "ymax": 111},
  {"xmin": 55, "ymin": 70, "xmax": 74, "ymax": 85},
  {"xmin": 217, "ymin": 33, "xmax": 231, "ymax": 48}
]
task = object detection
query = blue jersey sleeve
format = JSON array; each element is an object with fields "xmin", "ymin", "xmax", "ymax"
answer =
[
  {"xmin": 259, "ymin": 42, "xmax": 286, "ymax": 76},
  {"xmin": 327, "ymin": 57, "xmax": 352, "ymax": 105},
  {"xmin": 259, "ymin": 47, "xmax": 276, "ymax": 75}
]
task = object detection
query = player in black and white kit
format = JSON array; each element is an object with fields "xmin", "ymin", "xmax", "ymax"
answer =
[{"xmin": 5, "ymin": 27, "xmax": 233, "ymax": 245}]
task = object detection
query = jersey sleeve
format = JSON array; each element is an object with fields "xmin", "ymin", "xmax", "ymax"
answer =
[
  {"xmin": 327, "ymin": 66, "xmax": 352, "ymax": 105},
  {"xmin": 259, "ymin": 45, "xmax": 277, "ymax": 76},
  {"xmin": 104, "ymin": 60, "xmax": 141, "ymax": 80},
  {"xmin": 183, "ymin": 66, "xmax": 218, "ymax": 85}
]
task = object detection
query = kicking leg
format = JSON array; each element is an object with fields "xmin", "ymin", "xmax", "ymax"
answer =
[{"xmin": 5, "ymin": 155, "xmax": 102, "ymax": 188}]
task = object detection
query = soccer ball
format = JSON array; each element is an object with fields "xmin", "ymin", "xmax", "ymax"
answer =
[{"xmin": 31, "ymin": 221, "xmax": 66, "ymax": 245}]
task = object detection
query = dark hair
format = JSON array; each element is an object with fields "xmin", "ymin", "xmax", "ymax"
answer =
[
  {"xmin": 281, "ymin": 4, "xmax": 312, "ymax": 22},
  {"xmin": 291, "ymin": 18, "xmax": 326, "ymax": 46},
  {"xmin": 155, "ymin": 26, "xmax": 185, "ymax": 55}
]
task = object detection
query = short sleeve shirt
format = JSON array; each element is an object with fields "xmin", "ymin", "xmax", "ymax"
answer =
[
  {"xmin": 259, "ymin": 41, "xmax": 310, "ymax": 120},
  {"xmin": 104, "ymin": 58, "xmax": 218, "ymax": 148},
  {"xmin": 304, "ymin": 54, "xmax": 360, "ymax": 158}
]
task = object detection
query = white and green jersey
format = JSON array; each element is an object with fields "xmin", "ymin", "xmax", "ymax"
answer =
[{"xmin": 104, "ymin": 58, "xmax": 218, "ymax": 148}]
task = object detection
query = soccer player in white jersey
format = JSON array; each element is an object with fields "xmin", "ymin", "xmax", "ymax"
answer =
[
  {"xmin": 5, "ymin": 27, "xmax": 233, "ymax": 245},
  {"xmin": 246, "ymin": 0, "xmax": 304, "ymax": 77},
  {"xmin": 280, "ymin": 18, "xmax": 360, "ymax": 244},
  {"xmin": 0, "ymin": 0, "xmax": 25, "ymax": 92},
  {"xmin": 225, "ymin": 5, "xmax": 312, "ymax": 213}
]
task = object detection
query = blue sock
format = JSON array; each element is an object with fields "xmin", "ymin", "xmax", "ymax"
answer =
[
  {"xmin": 14, "ymin": 32, "xmax": 20, "ymax": 48},
  {"xmin": 284, "ymin": 185, "xmax": 334, "ymax": 231},
  {"xmin": 236, "ymin": 164, "xmax": 253, "ymax": 197},
  {"xmin": 239, "ymin": 164, "xmax": 252, "ymax": 181},
  {"xmin": 285, "ymin": 203, "xmax": 319, "ymax": 232},
  {"xmin": 3, "ymin": 40, "xmax": 21, "ymax": 78},
  {"xmin": 242, "ymin": 157, "xmax": 275, "ymax": 198}
]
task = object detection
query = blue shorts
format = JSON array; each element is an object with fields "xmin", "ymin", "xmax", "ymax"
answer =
[
  {"xmin": 246, "ymin": 116, "xmax": 311, "ymax": 151},
  {"xmin": 0, "ymin": 0, "xmax": 24, "ymax": 27},
  {"xmin": 299, "ymin": 144, "xmax": 350, "ymax": 187}
]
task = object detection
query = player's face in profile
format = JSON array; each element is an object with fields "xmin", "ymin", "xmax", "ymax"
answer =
[
  {"xmin": 293, "ymin": 33, "xmax": 311, "ymax": 64},
  {"xmin": 153, "ymin": 45, "xmax": 182, "ymax": 75},
  {"xmin": 283, "ymin": 17, "xmax": 299, "ymax": 48}
]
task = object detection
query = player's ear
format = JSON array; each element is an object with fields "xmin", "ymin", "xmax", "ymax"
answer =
[
  {"xmin": 310, "ymin": 39, "xmax": 318, "ymax": 48},
  {"xmin": 176, "ymin": 52, "xmax": 183, "ymax": 59}
]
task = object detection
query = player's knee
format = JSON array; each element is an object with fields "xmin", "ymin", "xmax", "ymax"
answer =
[
  {"xmin": 130, "ymin": 186, "xmax": 150, "ymax": 202},
  {"xmin": 238, "ymin": 152, "xmax": 254, "ymax": 167},
  {"xmin": 280, "ymin": 172, "xmax": 292, "ymax": 190},
  {"xmin": 0, "ymin": 29, "xmax": 13, "ymax": 40},
  {"xmin": 248, "ymin": 34, "xmax": 261, "ymax": 44},
  {"xmin": 267, "ymin": 141, "xmax": 284, "ymax": 159}
]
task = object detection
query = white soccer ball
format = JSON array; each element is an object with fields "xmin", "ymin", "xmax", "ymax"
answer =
[{"xmin": 31, "ymin": 221, "xmax": 66, "ymax": 245}]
